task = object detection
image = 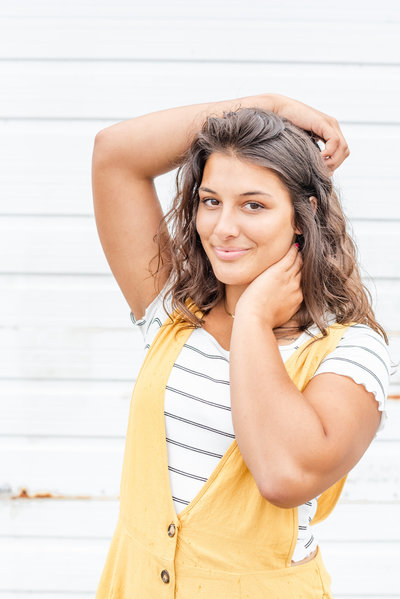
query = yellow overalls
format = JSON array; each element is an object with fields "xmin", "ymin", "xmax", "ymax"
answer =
[{"xmin": 95, "ymin": 301, "xmax": 351, "ymax": 598}]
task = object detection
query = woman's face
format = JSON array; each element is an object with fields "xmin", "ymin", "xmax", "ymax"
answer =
[{"xmin": 196, "ymin": 152, "xmax": 300, "ymax": 288}]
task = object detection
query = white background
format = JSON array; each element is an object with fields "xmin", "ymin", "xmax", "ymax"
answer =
[{"xmin": 0, "ymin": 1, "xmax": 399, "ymax": 597}]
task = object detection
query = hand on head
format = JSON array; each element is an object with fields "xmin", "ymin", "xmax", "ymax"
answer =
[{"xmin": 271, "ymin": 94, "xmax": 350, "ymax": 175}]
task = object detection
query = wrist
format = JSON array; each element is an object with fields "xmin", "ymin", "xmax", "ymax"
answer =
[
  {"xmin": 255, "ymin": 93, "xmax": 280, "ymax": 113},
  {"xmin": 234, "ymin": 300, "xmax": 275, "ymax": 330},
  {"xmin": 261, "ymin": 93, "xmax": 288, "ymax": 115},
  {"xmin": 230, "ymin": 93, "xmax": 281, "ymax": 115}
]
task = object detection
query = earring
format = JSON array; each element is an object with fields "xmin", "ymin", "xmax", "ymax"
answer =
[{"xmin": 295, "ymin": 233, "xmax": 304, "ymax": 250}]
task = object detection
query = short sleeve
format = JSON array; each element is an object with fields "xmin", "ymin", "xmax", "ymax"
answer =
[
  {"xmin": 129, "ymin": 282, "xmax": 171, "ymax": 351},
  {"xmin": 312, "ymin": 324, "xmax": 393, "ymax": 434}
]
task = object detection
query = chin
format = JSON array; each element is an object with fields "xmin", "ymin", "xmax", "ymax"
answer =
[{"xmin": 211, "ymin": 268, "xmax": 256, "ymax": 287}]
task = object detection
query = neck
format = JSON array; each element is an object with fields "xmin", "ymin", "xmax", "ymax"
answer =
[
  {"xmin": 223, "ymin": 284, "xmax": 300, "ymax": 333},
  {"xmin": 223, "ymin": 284, "xmax": 247, "ymax": 318}
]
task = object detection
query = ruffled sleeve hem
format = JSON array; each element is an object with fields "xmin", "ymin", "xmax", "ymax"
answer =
[{"xmin": 313, "ymin": 365, "xmax": 388, "ymax": 435}]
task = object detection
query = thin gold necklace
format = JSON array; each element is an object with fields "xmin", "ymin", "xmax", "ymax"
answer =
[
  {"xmin": 223, "ymin": 299, "xmax": 300, "ymax": 341},
  {"xmin": 223, "ymin": 298, "xmax": 300, "ymax": 339},
  {"xmin": 223, "ymin": 297, "xmax": 235, "ymax": 319}
]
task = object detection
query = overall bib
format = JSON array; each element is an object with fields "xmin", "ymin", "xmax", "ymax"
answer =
[{"xmin": 95, "ymin": 301, "xmax": 351, "ymax": 598}]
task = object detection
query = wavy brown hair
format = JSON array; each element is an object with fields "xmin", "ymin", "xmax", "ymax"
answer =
[{"xmin": 153, "ymin": 107, "xmax": 388, "ymax": 344}]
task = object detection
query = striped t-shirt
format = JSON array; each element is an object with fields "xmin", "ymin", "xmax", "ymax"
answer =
[{"xmin": 130, "ymin": 287, "xmax": 391, "ymax": 563}]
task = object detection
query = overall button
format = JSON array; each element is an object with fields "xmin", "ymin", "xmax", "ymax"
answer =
[
  {"xmin": 161, "ymin": 569, "xmax": 170, "ymax": 584},
  {"xmin": 167, "ymin": 523, "xmax": 176, "ymax": 537}
]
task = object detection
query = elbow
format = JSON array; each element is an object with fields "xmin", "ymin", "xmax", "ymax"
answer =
[
  {"xmin": 259, "ymin": 483, "xmax": 300, "ymax": 510},
  {"xmin": 92, "ymin": 129, "xmax": 129, "ymax": 176},
  {"xmin": 257, "ymin": 469, "xmax": 315, "ymax": 509},
  {"xmin": 93, "ymin": 128, "xmax": 118, "ymax": 157},
  {"xmin": 92, "ymin": 127, "xmax": 146, "ymax": 177}
]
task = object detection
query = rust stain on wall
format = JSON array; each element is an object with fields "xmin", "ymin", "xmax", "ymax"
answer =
[
  {"xmin": 12, "ymin": 488, "xmax": 92, "ymax": 500},
  {"xmin": 10, "ymin": 488, "xmax": 119, "ymax": 500}
]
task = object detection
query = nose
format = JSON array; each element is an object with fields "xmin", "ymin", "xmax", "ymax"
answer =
[{"xmin": 213, "ymin": 207, "xmax": 240, "ymax": 239}]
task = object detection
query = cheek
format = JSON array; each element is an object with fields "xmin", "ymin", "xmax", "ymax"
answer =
[
  {"xmin": 253, "ymin": 219, "xmax": 295, "ymax": 259},
  {"xmin": 194, "ymin": 215, "xmax": 202, "ymax": 240},
  {"xmin": 195, "ymin": 210, "xmax": 210, "ymax": 241}
]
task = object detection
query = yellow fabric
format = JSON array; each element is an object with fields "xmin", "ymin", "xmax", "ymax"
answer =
[{"xmin": 95, "ymin": 302, "xmax": 353, "ymax": 598}]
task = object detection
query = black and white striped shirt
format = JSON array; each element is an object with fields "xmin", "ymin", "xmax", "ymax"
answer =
[{"xmin": 130, "ymin": 287, "xmax": 391, "ymax": 562}]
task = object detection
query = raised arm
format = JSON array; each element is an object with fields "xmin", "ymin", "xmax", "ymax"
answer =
[{"xmin": 91, "ymin": 94, "xmax": 349, "ymax": 319}]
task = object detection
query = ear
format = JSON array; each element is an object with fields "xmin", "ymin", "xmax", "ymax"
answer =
[
  {"xmin": 293, "ymin": 196, "xmax": 318, "ymax": 237},
  {"xmin": 309, "ymin": 196, "xmax": 318, "ymax": 215}
]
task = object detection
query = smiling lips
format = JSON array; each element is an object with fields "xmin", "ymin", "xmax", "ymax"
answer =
[{"xmin": 213, "ymin": 247, "xmax": 250, "ymax": 260}]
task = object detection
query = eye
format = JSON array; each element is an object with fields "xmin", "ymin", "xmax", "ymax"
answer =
[
  {"xmin": 245, "ymin": 201, "xmax": 264, "ymax": 211},
  {"xmin": 200, "ymin": 197, "xmax": 220, "ymax": 207}
]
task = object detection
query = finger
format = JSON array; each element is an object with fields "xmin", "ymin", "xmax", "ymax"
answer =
[
  {"xmin": 321, "ymin": 132, "xmax": 350, "ymax": 171},
  {"xmin": 283, "ymin": 243, "xmax": 301, "ymax": 271},
  {"xmin": 287, "ymin": 248, "xmax": 302, "ymax": 273},
  {"xmin": 322, "ymin": 148, "xmax": 347, "ymax": 172},
  {"xmin": 294, "ymin": 254, "xmax": 303, "ymax": 277},
  {"xmin": 270, "ymin": 243, "xmax": 298, "ymax": 272},
  {"xmin": 321, "ymin": 133, "xmax": 341, "ymax": 160},
  {"xmin": 313, "ymin": 121, "xmax": 350, "ymax": 172},
  {"xmin": 290, "ymin": 294, "xmax": 304, "ymax": 321}
]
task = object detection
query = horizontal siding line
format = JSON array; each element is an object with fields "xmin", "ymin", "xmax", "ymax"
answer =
[
  {"xmin": 0, "ymin": 376, "xmax": 134, "ymax": 382},
  {"xmin": 0, "ymin": 376, "xmax": 400, "ymax": 384},
  {"xmin": 2, "ymin": 274, "xmax": 400, "ymax": 284},
  {"xmin": 339, "ymin": 500, "xmax": 400, "ymax": 505},
  {"xmin": 321, "ymin": 540, "xmax": 400, "ymax": 544},
  {"xmin": 0, "ymin": 596, "xmax": 385, "ymax": 599},
  {"xmin": 0, "ymin": 534, "xmax": 113, "ymax": 541},
  {"xmin": 367, "ymin": 278, "xmax": 400, "ymax": 286},
  {"xmin": 1, "ymin": 535, "xmax": 399, "ymax": 544},
  {"xmin": 0, "ymin": 593, "xmax": 94, "ymax": 596},
  {"xmin": 3, "ymin": 15, "xmax": 400, "ymax": 23},
  {"xmin": 0, "ymin": 272, "xmax": 112, "ymax": 278},
  {"xmin": 3, "ymin": 497, "xmax": 400, "ymax": 506},
  {"xmin": 0, "ymin": 323, "xmax": 399, "ymax": 334},
  {"xmin": 0, "ymin": 434, "xmax": 126, "ymax": 440},
  {"xmin": 345, "ymin": 218, "xmax": 400, "ymax": 224},
  {"xmin": 363, "ymin": 277, "xmax": 400, "ymax": 283},
  {"xmin": 1, "ymin": 327, "xmax": 400, "ymax": 336},
  {"xmin": 1, "ymin": 57, "xmax": 400, "ymax": 68},
  {"xmin": 1, "ymin": 274, "xmax": 400, "ymax": 283},
  {"xmin": 0, "ymin": 270, "xmax": 115, "ymax": 280},
  {"xmin": 0, "ymin": 592, "xmax": 96, "ymax": 596},
  {"xmin": 0, "ymin": 213, "xmax": 94, "ymax": 219},
  {"xmin": 1, "ymin": 213, "xmax": 400, "ymax": 224},
  {"xmin": 3, "ymin": 494, "xmax": 120, "ymax": 501},
  {"xmin": 2, "ymin": 117, "xmax": 400, "ymax": 128},
  {"xmin": 0, "ymin": 117, "xmax": 118, "ymax": 123},
  {"xmin": 0, "ymin": 596, "xmax": 388, "ymax": 599},
  {"xmin": 1, "ymin": 434, "xmax": 398, "ymax": 441},
  {"xmin": 5, "ymin": 495, "xmax": 121, "ymax": 502}
]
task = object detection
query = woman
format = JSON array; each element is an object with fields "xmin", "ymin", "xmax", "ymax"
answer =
[{"xmin": 91, "ymin": 93, "xmax": 391, "ymax": 598}]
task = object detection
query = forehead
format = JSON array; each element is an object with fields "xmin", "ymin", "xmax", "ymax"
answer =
[{"xmin": 200, "ymin": 152, "xmax": 290, "ymax": 198}]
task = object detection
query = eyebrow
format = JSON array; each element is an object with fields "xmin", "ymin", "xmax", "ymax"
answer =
[{"xmin": 199, "ymin": 186, "xmax": 273, "ymax": 198}]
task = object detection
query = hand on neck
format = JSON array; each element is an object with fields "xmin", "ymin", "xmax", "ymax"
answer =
[{"xmin": 223, "ymin": 285, "xmax": 301, "ymax": 338}]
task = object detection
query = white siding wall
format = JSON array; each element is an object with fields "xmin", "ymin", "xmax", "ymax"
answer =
[{"xmin": 1, "ymin": 1, "xmax": 399, "ymax": 596}]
